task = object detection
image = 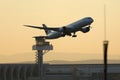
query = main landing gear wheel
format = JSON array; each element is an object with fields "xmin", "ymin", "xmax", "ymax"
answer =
[
  {"xmin": 72, "ymin": 32, "xmax": 77, "ymax": 37},
  {"xmin": 72, "ymin": 35, "xmax": 77, "ymax": 37}
]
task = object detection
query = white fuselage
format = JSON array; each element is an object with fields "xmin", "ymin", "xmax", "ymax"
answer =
[{"xmin": 45, "ymin": 17, "xmax": 94, "ymax": 39}]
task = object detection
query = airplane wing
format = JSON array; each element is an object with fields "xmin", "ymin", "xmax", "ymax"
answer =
[
  {"xmin": 24, "ymin": 25, "xmax": 43, "ymax": 29},
  {"xmin": 24, "ymin": 25, "xmax": 60, "ymax": 31}
]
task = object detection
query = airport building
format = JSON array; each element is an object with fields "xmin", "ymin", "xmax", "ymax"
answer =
[{"xmin": 0, "ymin": 63, "xmax": 120, "ymax": 80}]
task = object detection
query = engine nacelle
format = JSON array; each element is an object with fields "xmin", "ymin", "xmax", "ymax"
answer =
[{"xmin": 81, "ymin": 27, "xmax": 90, "ymax": 33}]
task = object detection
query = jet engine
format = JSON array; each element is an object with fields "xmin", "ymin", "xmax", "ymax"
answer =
[{"xmin": 81, "ymin": 27, "xmax": 90, "ymax": 33}]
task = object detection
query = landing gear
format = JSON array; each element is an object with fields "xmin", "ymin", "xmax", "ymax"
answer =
[
  {"xmin": 72, "ymin": 32, "xmax": 77, "ymax": 37},
  {"xmin": 72, "ymin": 35, "xmax": 77, "ymax": 37}
]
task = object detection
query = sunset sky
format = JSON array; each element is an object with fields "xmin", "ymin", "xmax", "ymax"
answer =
[{"xmin": 0, "ymin": 0, "xmax": 120, "ymax": 63}]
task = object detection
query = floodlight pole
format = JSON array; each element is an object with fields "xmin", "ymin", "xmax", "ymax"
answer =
[
  {"xmin": 103, "ymin": 40, "xmax": 109, "ymax": 80},
  {"xmin": 103, "ymin": 4, "xmax": 109, "ymax": 80}
]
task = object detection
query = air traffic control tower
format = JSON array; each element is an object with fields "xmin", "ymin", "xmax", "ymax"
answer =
[{"xmin": 32, "ymin": 36, "xmax": 53, "ymax": 80}]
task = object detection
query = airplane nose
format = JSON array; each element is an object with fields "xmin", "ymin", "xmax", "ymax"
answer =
[
  {"xmin": 85, "ymin": 17, "xmax": 94, "ymax": 23},
  {"xmin": 90, "ymin": 18, "xmax": 94, "ymax": 23},
  {"xmin": 87, "ymin": 17, "xmax": 94, "ymax": 23}
]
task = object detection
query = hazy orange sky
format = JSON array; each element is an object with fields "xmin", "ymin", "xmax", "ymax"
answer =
[{"xmin": 0, "ymin": 0, "xmax": 120, "ymax": 63}]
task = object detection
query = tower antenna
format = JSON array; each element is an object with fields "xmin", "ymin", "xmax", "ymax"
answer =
[{"xmin": 104, "ymin": 4, "xmax": 106, "ymax": 40}]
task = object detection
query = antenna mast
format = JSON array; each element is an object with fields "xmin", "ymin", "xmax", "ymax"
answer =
[{"xmin": 104, "ymin": 4, "xmax": 106, "ymax": 40}]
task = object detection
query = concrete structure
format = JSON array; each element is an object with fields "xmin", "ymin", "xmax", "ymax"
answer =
[{"xmin": 0, "ymin": 64, "xmax": 120, "ymax": 80}]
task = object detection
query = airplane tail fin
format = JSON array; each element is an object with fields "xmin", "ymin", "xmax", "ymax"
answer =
[{"xmin": 42, "ymin": 24, "xmax": 52, "ymax": 35}]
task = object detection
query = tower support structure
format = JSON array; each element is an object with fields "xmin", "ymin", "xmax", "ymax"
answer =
[{"xmin": 32, "ymin": 36, "xmax": 53, "ymax": 80}]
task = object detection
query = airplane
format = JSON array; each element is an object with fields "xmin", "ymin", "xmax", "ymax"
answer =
[{"xmin": 24, "ymin": 17, "xmax": 94, "ymax": 39}]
